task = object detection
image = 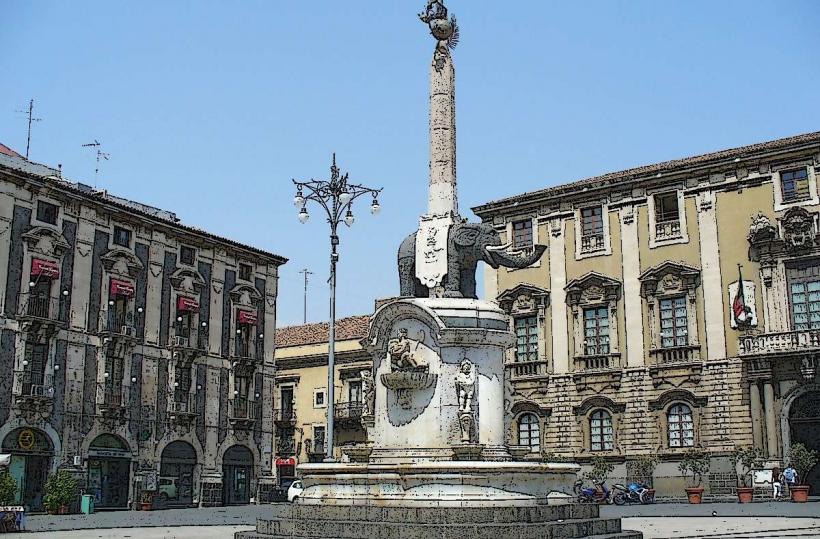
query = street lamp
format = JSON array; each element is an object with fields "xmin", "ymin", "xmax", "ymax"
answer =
[{"xmin": 293, "ymin": 153, "xmax": 382, "ymax": 461}]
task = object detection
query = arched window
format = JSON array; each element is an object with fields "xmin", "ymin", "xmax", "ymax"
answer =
[
  {"xmin": 590, "ymin": 410, "xmax": 614, "ymax": 451},
  {"xmin": 518, "ymin": 413, "xmax": 540, "ymax": 452},
  {"xmin": 668, "ymin": 403, "xmax": 694, "ymax": 448}
]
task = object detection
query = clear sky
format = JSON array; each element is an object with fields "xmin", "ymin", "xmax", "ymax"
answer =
[{"xmin": 2, "ymin": 1, "xmax": 819, "ymax": 327}]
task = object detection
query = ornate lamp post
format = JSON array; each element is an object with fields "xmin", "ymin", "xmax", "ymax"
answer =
[{"xmin": 293, "ymin": 154, "xmax": 381, "ymax": 461}]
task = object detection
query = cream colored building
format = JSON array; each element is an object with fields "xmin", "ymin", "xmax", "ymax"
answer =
[
  {"xmin": 272, "ymin": 316, "xmax": 370, "ymax": 485},
  {"xmin": 473, "ymin": 131, "xmax": 820, "ymax": 496},
  {"xmin": 0, "ymin": 144, "xmax": 285, "ymax": 509}
]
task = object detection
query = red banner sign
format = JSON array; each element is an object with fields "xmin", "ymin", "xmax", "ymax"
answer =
[
  {"xmin": 177, "ymin": 296, "xmax": 199, "ymax": 312},
  {"xmin": 237, "ymin": 310, "xmax": 257, "ymax": 325},
  {"xmin": 31, "ymin": 258, "xmax": 59, "ymax": 279},
  {"xmin": 275, "ymin": 458, "xmax": 295, "ymax": 466},
  {"xmin": 110, "ymin": 278, "xmax": 135, "ymax": 297}
]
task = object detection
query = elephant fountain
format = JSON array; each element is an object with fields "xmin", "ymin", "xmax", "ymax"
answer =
[{"xmin": 398, "ymin": 220, "xmax": 547, "ymax": 299}]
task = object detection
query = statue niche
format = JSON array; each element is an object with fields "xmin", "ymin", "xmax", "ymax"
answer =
[{"xmin": 379, "ymin": 328, "xmax": 436, "ymax": 410}]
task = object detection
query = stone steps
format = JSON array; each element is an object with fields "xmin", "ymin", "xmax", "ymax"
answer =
[{"xmin": 241, "ymin": 516, "xmax": 628, "ymax": 539}]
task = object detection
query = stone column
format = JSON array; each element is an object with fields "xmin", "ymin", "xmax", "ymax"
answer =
[
  {"xmin": 428, "ymin": 50, "xmax": 457, "ymax": 217},
  {"xmin": 762, "ymin": 381, "xmax": 779, "ymax": 457},
  {"xmin": 749, "ymin": 382, "xmax": 764, "ymax": 449}
]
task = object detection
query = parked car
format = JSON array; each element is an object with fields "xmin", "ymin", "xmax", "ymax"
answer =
[
  {"xmin": 157, "ymin": 477, "xmax": 178, "ymax": 501},
  {"xmin": 287, "ymin": 480, "xmax": 303, "ymax": 502}
]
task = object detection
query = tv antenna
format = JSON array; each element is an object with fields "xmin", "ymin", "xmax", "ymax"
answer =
[
  {"xmin": 299, "ymin": 268, "xmax": 314, "ymax": 324},
  {"xmin": 15, "ymin": 99, "xmax": 42, "ymax": 159},
  {"xmin": 82, "ymin": 140, "xmax": 110, "ymax": 187}
]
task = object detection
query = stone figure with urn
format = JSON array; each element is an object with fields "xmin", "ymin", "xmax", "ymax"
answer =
[{"xmin": 241, "ymin": 2, "xmax": 641, "ymax": 537}]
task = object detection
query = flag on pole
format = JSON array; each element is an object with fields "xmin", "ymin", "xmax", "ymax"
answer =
[{"xmin": 733, "ymin": 264, "xmax": 752, "ymax": 328}]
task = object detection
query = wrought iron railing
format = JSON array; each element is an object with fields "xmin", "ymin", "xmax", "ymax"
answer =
[
  {"xmin": 649, "ymin": 345, "xmax": 699, "ymax": 364},
  {"xmin": 505, "ymin": 360, "xmax": 548, "ymax": 380},
  {"xmin": 99, "ymin": 309, "xmax": 136, "ymax": 336},
  {"xmin": 739, "ymin": 330, "xmax": 820, "ymax": 355},
  {"xmin": 99, "ymin": 382, "xmax": 126, "ymax": 407},
  {"xmin": 580, "ymin": 233, "xmax": 605, "ymax": 253},
  {"xmin": 229, "ymin": 397, "xmax": 259, "ymax": 420},
  {"xmin": 17, "ymin": 293, "xmax": 61, "ymax": 320},
  {"xmin": 14, "ymin": 370, "xmax": 54, "ymax": 397},
  {"xmin": 274, "ymin": 407, "xmax": 297, "ymax": 423},
  {"xmin": 233, "ymin": 336, "xmax": 262, "ymax": 360}
]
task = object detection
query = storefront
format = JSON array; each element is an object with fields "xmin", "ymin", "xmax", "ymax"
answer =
[
  {"xmin": 2, "ymin": 428, "xmax": 53, "ymax": 512},
  {"xmin": 222, "ymin": 445, "xmax": 254, "ymax": 505},
  {"xmin": 87, "ymin": 434, "xmax": 131, "ymax": 509},
  {"xmin": 275, "ymin": 457, "xmax": 296, "ymax": 488},
  {"xmin": 158, "ymin": 441, "xmax": 196, "ymax": 507}
]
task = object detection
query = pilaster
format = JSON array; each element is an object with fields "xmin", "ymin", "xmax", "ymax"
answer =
[
  {"xmin": 619, "ymin": 206, "xmax": 645, "ymax": 367},
  {"xmin": 143, "ymin": 237, "xmax": 165, "ymax": 346},
  {"xmin": 549, "ymin": 218, "xmax": 569, "ymax": 374},
  {"xmin": 696, "ymin": 191, "xmax": 726, "ymax": 360},
  {"xmin": 70, "ymin": 208, "xmax": 96, "ymax": 330}
]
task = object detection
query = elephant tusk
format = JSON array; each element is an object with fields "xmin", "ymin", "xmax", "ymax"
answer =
[{"xmin": 485, "ymin": 242, "xmax": 512, "ymax": 252}]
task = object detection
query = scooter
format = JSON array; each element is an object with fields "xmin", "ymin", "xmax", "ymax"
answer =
[
  {"xmin": 573, "ymin": 478, "xmax": 611, "ymax": 504},
  {"xmin": 612, "ymin": 481, "xmax": 655, "ymax": 505}
]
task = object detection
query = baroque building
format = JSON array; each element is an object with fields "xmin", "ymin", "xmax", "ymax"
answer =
[
  {"xmin": 0, "ymin": 146, "xmax": 286, "ymax": 510},
  {"xmin": 473, "ymin": 131, "xmax": 820, "ymax": 496},
  {"xmin": 272, "ymin": 316, "xmax": 370, "ymax": 489}
]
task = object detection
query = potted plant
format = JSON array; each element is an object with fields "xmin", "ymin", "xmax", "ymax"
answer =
[
  {"xmin": 678, "ymin": 449, "xmax": 710, "ymax": 504},
  {"xmin": 632, "ymin": 455, "xmax": 659, "ymax": 500},
  {"xmin": 584, "ymin": 455, "xmax": 615, "ymax": 484},
  {"xmin": 788, "ymin": 442, "xmax": 819, "ymax": 503},
  {"xmin": 733, "ymin": 446, "xmax": 763, "ymax": 503},
  {"xmin": 139, "ymin": 490, "xmax": 155, "ymax": 511},
  {"xmin": 0, "ymin": 471, "xmax": 18, "ymax": 506},
  {"xmin": 43, "ymin": 470, "xmax": 77, "ymax": 514}
]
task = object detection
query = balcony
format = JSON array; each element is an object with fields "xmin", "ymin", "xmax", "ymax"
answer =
[
  {"xmin": 650, "ymin": 345, "xmax": 700, "ymax": 364},
  {"xmin": 169, "ymin": 394, "xmax": 198, "ymax": 427},
  {"xmin": 228, "ymin": 397, "xmax": 258, "ymax": 430},
  {"xmin": 505, "ymin": 360, "xmax": 549, "ymax": 381},
  {"xmin": 274, "ymin": 408, "xmax": 297, "ymax": 425},
  {"xmin": 98, "ymin": 309, "xmax": 137, "ymax": 337},
  {"xmin": 276, "ymin": 439, "xmax": 296, "ymax": 457},
  {"xmin": 334, "ymin": 402, "xmax": 363, "ymax": 426},
  {"xmin": 580, "ymin": 233, "xmax": 605, "ymax": 254},
  {"xmin": 168, "ymin": 328, "xmax": 207, "ymax": 363},
  {"xmin": 97, "ymin": 382, "xmax": 129, "ymax": 427},
  {"xmin": 655, "ymin": 219, "xmax": 682, "ymax": 240},
  {"xmin": 13, "ymin": 371, "xmax": 54, "ymax": 421},
  {"xmin": 307, "ymin": 440, "xmax": 325, "ymax": 462},
  {"xmin": 574, "ymin": 353, "xmax": 620, "ymax": 371},
  {"xmin": 16, "ymin": 293, "xmax": 64, "ymax": 332},
  {"xmin": 232, "ymin": 336, "xmax": 262, "ymax": 362},
  {"xmin": 739, "ymin": 330, "xmax": 820, "ymax": 356}
]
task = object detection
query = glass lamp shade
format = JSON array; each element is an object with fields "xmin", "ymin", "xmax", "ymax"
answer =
[
  {"xmin": 344, "ymin": 211, "xmax": 355, "ymax": 226},
  {"xmin": 371, "ymin": 200, "xmax": 381, "ymax": 215},
  {"xmin": 293, "ymin": 194, "xmax": 305, "ymax": 207},
  {"xmin": 339, "ymin": 191, "xmax": 353, "ymax": 204},
  {"xmin": 298, "ymin": 207, "xmax": 310, "ymax": 224}
]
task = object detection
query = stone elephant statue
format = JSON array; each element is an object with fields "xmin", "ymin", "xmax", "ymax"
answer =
[{"xmin": 398, "ymin": 221, "xmax": 547, "ymax": 299}]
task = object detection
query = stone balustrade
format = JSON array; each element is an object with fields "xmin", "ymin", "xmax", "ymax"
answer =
[
  {"xmin": 739, "ymin": 329, "xmax": 820, "ymax": 355},
  {"xmin": 505, "ymin": 360, "xmax": 549, "ymax": 380}
]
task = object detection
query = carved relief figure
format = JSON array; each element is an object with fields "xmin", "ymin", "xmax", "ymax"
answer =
[
  {"xmin": 455, "ymin": 358, "xmax": 476, "ymax": 413},
  {"xmin": 387, "ymin": 328, "xmax": 419, "ymax": 371},
  {"xmin": 360, "ymin": 369, "xmax": 375, "ymax": 416}
]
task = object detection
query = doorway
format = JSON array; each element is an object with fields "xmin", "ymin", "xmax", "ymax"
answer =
[
  {"xmin": 159, "ymin": 441, "xmax": 196, "ymax": 507},
  {"xmin": 223, "ymin": 445, "xmax": 254, "ymax": 505},
  {"xmin": 87, "ymin": 434, "xmax": 131, "ymax": 509},
  {"xmin": 2, "ymin": 428, "xmax": 53, "ymax": 512},
  {"xmin": 789, "ymin": 389, "xmax": 820, "ymax": 495}
]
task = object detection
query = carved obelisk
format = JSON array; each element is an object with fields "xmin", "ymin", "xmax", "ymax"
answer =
[{"xmin": 416, "ymin": 1, "xmax": 461, "ymax": 294}]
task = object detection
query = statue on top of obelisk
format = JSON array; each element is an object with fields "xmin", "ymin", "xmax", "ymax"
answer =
[{"xmin": 397, "ymin": 1, "xmax": 547, "ymax": 299}]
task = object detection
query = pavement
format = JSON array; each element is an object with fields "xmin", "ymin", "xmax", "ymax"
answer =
[{"xmin": 10, "ymin": 502, "xmax": 820, "ymax": 538}]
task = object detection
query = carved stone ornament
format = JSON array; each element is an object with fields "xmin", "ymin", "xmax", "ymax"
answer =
[
  {"xmin": 455, "ymin": 358, "xmax": 476, "ymax": 413},
  {"xmin": 639, "ymin": 261, "xmax": 700, "ymax": 303},
  {"xmin": 747, "ymin": 212, "xmax": 777, "ymax": 243},
  {"xmin": 22, "ymin": 226, "xmax": 70, "ymax": 257},
  {"xmin": 229, "ymin": 284, "xmax": 262, "ymax": 308},
  {"xmin": 781, "ymin": 207, "xmax": 817, "ymax": 251},
  {"xmin": 101, "ymin": 248, "xmax": 144, "ymax": 279},
  {"xmin": 416, "ymin": 215, "xmax": 452, "ymax": 289},
  {"xmin": 360, "ymin": 369, "xmax": 375, "ymax": 417},
  {"xmin": 419, "ymin": 0, "xmax": 459, "ymax": 72},
  {"xmin": 380, "ymin": 370, "xmax": 437, "ymax": 409},
  {"xmin": 497, "ymin": 284, "xmax": 550, "ymax": 316},
  {"xmin": 565, "ymin": 272, "xmax": 622, "ymax": 308},
  {"xmin": 458, "ymin": 411, "xmax": 474, "ymax": 443},
  {"xmin": 171, "ymin": 268, "xmax": 206, "ymax": 295},
  {"xmin": 15, "ymin": 395, "xmax": 54, "ymax": 423},
  {"xmin": 387, "ymin": 328, "xmax": 421, "ymax": 371}
]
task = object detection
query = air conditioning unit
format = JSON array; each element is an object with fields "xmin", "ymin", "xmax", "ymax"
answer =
[
  {"xmin": 173, "ymin": 336, "xmax": 189, "ymax": 347},
  {"xmin": 73, "ymin": 455, "xmax": 82, "ymax": 467},
  {"xmin": 121, "ymin": 325, "xmax": 136, "ymax": 337}
]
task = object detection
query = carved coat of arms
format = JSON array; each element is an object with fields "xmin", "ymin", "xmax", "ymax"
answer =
[{"xmin": 416, "ymin": 215, "xmax": 452, "ymax": 288}]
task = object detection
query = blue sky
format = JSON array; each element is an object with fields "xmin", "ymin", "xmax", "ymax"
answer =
[{"xmin": 2, "ymin": 1, "xmax": 819, "ymax": 327}]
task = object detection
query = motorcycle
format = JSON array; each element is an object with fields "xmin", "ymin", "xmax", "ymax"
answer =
[
  {"xmin": 573, "ymin": 478, "xmax": 611, "ymax": 504},
  {"xmin": 611, "ymin": 481, "xmax": 655, "ymax": 505}
]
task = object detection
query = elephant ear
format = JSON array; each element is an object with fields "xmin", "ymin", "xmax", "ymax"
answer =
[{"xmin": 452, "ymin": 226, "xmax": 481, "ymax": 247}]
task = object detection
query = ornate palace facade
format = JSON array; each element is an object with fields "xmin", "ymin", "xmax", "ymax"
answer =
[
  {"xmin": 0, "ymin": 145, "xmax": 285, "ymax": 510},
  {"xmin": 474, "ymin": 131, "xmax": 820, "ymax": 495}
]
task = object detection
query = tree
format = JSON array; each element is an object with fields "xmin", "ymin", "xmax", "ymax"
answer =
[{"xmin": 0, "ymin": 471, "xmax": 18, "ymax": 505}]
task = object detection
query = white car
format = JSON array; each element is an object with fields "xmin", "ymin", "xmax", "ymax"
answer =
[{"xmin": 287, "ymin": 480, "xmax": 303, "ymax": 502}]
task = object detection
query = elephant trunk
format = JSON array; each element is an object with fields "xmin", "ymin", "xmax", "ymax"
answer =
[{"xmin": 485, "ymin": 243, "xmax": 547, "ymax": 269}]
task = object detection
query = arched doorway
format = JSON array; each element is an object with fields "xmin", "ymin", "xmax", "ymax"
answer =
[
  {"xmin": 789, "ymin": 390, "xmax": 820, "ymax": 495},
  {"xmin": 159, "ymin": 441, "xmax": 196, "ymax": 507},
  {"xmin": 223, "ymin": 445, "xmax": 254, "ymax": 505},
  {"xmin": 1, "ymin": 428, "xmax": 53, "ymax": 511},
  {"xmin": 87, "ymin": 434, "xmax": 131, "ymax": 509}
]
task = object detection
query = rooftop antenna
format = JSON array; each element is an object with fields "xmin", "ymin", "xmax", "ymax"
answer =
[
  {"xmin": 299, "ymin": 268, "xmax": 314, "ymax": 324},
  {"xmin": 81, "ymin": 140, "xmax": 110, "ymax": 188},
  {"xmin": 15, "ymin": 99, "xmax": 42, "ymax": 159}
]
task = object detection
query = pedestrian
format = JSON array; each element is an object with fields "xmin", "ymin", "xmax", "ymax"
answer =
[
  {"xmin": 771, "ymin": 466, "xmax": 782, "ymax": 499},
  {"xmin": 783, "ymin": 463, "xmax": 798, "ymax": 494}
]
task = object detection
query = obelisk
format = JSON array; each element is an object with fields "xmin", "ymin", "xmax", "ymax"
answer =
[{"xmin": 416, "ymin": 1, "xmax": 460, "ymax": 293}]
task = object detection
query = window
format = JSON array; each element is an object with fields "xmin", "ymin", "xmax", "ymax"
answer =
[
  {"xmin": 113, "ymin": 226, "xmax": 131, "ymax": 248},
  {"xmin": 654, "ymin": 193, "xmax": 681, "ymax": 239},
  {"xmin": 36, "ymin": 201, "xmax": 58, "ymax": 225},
  {"xmin": 349, "ymin": 380, "xmax": 362, "ymax": 404},
  {"xmin": 239, "ymin": 263, "xmax": 252, "ymax": 281},
  {"xmin": 514, "ymin": 316, "xmax": 538, "ymax": 362},
  {"xmin": 180, "ymin": 246, "xmax": 196, "ymax": 265},
  {"xmin": 22, "ymin": 343, "xmax": 47, "ymax": 395},
  {"xmin": 512, "ymin": 220, "xmax": 533, "ymax": 249},
  {"xmin": 174, "ymin": 366, "xmax": 191, "ymax": 406},
  {"xmin": 590, "ymin": 409, "xmax": 614, "ymax": 451},
  {"xmin": 313, "ymin": 426, "xmax": 326, "ymax": 453},
  {"xmin": 668, "ymin": 403, "xmax": 694, "ymax": 448},
  {"xmin": 518, "ymin": 413, "xmax": 540, "ymax": 452},
  {"xmin": 659, "ymin": 296, "xmax": 688, "ymax": 347},
  {"xmin": 580, "ymin": 206, "xmax": 604, "ymax": 252},
  {"xmin": 583, "ymin": 307, "xmax": 610, "ymax": 355},
  {"xmin": 790, "ymin": 280, "xmax": 820, "ymax": 330},
  {"xmin": 781, "ymin": 168, "xmax": 810, "ymax": 203},
  {"xmin": 314, "ymin": 390, "xmax": 325, "ymax": 407}
]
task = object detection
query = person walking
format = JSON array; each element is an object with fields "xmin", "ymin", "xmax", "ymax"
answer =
[
  {"xmin": 783, "ymin": 464, "xmax": 798, "ymax": 496},
  {"xmin": 771, "ymin": 466, "xmax": 782, "ymax": 499}
]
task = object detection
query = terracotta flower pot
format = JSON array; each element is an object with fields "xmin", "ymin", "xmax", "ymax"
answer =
[
  {"xmin": 58, "ymin": 505, "xmax": 69, "ymax": 514},
  {"xmin": 685, "ymin": 487, "xmax": 704, "ymax": 504},
  {"xmin": 737, "ymin": 487, "xmax": 754, "ymax": 503},
  {"xmin": 140, "ymin": 502, "xmax": 153, "ymax": 511},
  {"xmin": 791, "ymin": 485, "xmax": 810, "ymax": 503}
]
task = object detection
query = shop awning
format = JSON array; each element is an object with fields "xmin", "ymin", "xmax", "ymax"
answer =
[
  {"xmin": 275, "ymin": 457, "xmax": 295, "ymax": 466},
  {"xmin": 237, "ymin": 309, "xmax": 257, "ymax": 325},
  {"xmin": 31, "ymin": 258, "xmax": 59, "ymax": 279},
  {"xmin": 177, "ymin": 296, "xmax": 199, "ymax": 312},
  {"xmin": 110, "ymin": 278, "xmax": 135, "ymax": 297}
]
